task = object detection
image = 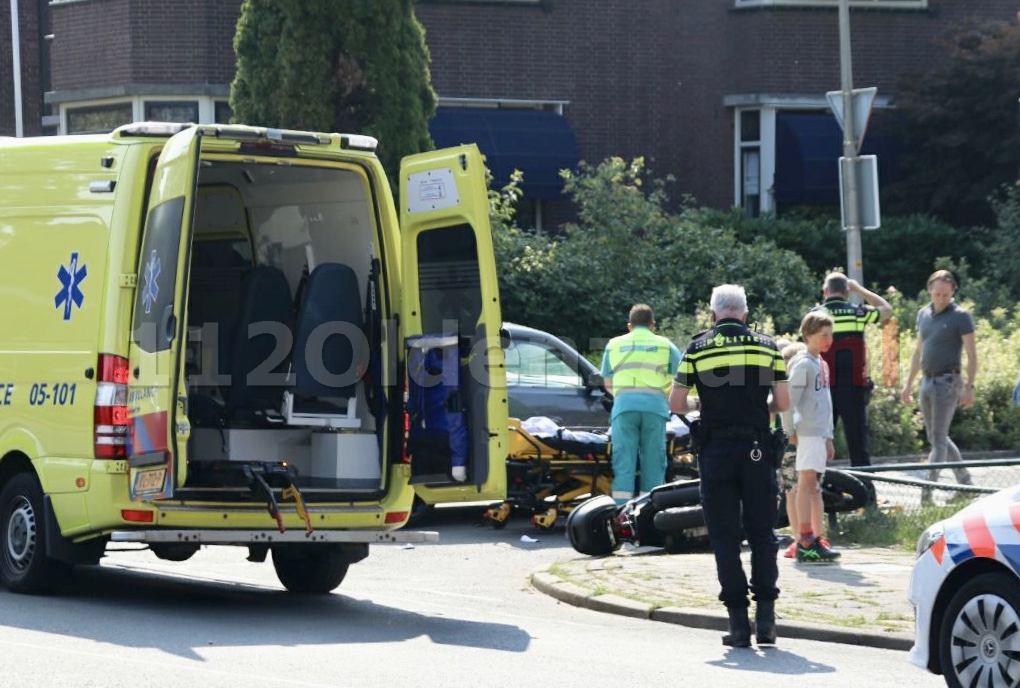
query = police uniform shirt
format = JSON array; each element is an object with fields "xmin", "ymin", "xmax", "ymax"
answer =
[
  {"xmin": 813, "ymin": 297, "xmax": 879, "ymax": 387},
  {"xmin": 673, "ymin": 319, "xmax": 787, "ymax": 430}
]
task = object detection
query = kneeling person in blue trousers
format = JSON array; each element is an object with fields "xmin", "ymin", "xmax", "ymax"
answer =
[{"xmin": 601, "ymin": 304, "xmax": 683, "ymax": 505}]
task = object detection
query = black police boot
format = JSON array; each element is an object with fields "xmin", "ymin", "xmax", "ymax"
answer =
[
  {"xmin": 755, "ymin": 599, "xmax": 777, "ymax": 645},
  {"xmin": 722, "ymin": 606, "xmax": 752, "ymax": 647}
]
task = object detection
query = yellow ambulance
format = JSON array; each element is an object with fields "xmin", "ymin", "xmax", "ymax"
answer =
[{"xmin": 0, "ymin": 122, "xmax": 507, "ymax": 594}]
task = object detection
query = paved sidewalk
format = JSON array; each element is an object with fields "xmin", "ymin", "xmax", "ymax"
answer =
[{"xmin": 531, "ymin": 544, "xmax": 917, "ymax": 650}]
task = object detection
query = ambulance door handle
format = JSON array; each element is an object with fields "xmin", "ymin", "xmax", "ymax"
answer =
[{"xmin": 160, "ymin": 304, "xmax": 177, "ymax": 345}]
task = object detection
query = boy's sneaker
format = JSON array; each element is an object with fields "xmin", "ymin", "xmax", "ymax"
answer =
[
  {"xmin": 796, "ymin": 537, "xmax": 841, "ymax": 563},
  {"xmin": 783, "ymin": 541, "xmax": 797, "ymax": 559}
]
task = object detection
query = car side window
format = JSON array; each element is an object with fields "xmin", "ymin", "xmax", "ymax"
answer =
[{"xmin": 505, "ymin": 341, "xmax": 582, "ymax": 388}]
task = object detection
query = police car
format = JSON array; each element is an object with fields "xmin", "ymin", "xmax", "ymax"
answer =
[{"xmin": 908, "ymin": 484, "xmax": 1020, "ymax": 688}]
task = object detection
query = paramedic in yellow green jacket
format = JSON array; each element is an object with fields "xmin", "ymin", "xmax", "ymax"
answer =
[{"xmin": 600, "ymin": 304, "xmax": 683, "ymax": 504}]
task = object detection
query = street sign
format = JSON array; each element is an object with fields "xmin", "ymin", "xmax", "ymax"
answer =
[
  {"xmin": 839, "ymin": 155, "xmax": 880, "ymax": 230},
  {"xmin": 826, "ymin": 86, "xmax": 877, "ymax": 153}
]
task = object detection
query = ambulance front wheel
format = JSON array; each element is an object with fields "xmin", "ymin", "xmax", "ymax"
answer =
[
  {"xmin": 271, "ymin": 545, "xmax": 350, "ymax": 594},
  {"xmin": 0, "ymin": 472, "xmax": 71, "ymax": 594}
]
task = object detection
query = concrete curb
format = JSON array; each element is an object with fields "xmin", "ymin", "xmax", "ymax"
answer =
[{"xmin": 531, "ymin": 569, "xmax": 914, "ymax": 651}]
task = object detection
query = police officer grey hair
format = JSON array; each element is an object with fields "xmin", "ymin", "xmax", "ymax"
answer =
[{"xmin": 710, "ymin": 284, "xmax": 748, "ymax": 315}]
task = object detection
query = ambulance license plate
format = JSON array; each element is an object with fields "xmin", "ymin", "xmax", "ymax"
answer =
[{"xmin": 134, "ymin": 467, "xmax": 166, "ymax": 494}]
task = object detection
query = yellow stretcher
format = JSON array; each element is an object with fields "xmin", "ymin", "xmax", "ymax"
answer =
[
  {"xmin": 483, "ymin": 415, "xmax": 699, "ymax": 530},
  {"xmin": 483, "ymin": 418, "xmax": 613, "ymax": 530}
]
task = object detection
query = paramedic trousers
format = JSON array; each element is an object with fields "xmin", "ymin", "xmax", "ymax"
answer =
[
  {"xmin": 698, "ymin": 438, "xmax": 779, "ymax": 609},
  {"xmin": 611, "ymin": 411, "xmax": 667, "ymax": 503}
]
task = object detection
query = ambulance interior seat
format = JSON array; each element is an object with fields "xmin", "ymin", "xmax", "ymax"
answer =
[
  {"xmin": 218, "ymin": 267, "xmax": 293, "ymax": 421},
  {"xmin": 187, "ymin": 241, "xmax": 250, "ymax": 428},
  {"xmin": 282, "ymin": 262, "xmax": 366, "ymax": 428},
  {"xmin": 187, "ymin": 241, "xmax": 251, "ymax": 380}
]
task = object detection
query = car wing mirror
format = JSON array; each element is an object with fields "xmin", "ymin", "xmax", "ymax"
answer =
[{"xmin": 499, "ymin": 326, "xmax": 511, "ymax": 349}]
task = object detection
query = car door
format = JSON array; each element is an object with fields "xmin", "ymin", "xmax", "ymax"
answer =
[
  {"xmin": 125, "ymin": 126, "xmax": 201, "ymax": 500},
  {"xmin": 505, "ymin": 333, "xmax": 609, "ymax": 427},
  {"xmin": 399, "ymin": 145, "xmax": 507, "ymax": 504}
]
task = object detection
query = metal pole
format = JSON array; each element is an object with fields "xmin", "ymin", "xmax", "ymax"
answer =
[
  {"xmin": 839, "ymin": 0, "xmax": 863, "ymax": 299},
  {"xmin": 10, "ymin": 0, "xmax": 23, "ymax": 137}
]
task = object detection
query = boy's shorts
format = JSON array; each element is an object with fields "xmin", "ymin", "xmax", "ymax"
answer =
[
  {"xmin": 780, "ymin": 439, "xmax": 826, "ymax": 491},
  {"xmin": 795, "ymin": 435, "xmax": 828, "ymax": 474}
]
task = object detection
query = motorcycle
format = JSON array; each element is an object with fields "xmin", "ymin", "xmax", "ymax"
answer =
[{"xmin": 566, "ymin": 414, "xmax": 876, "ymax": 556}]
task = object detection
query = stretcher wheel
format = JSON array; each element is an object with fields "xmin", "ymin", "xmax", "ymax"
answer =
[
  {"xmin": 531, "ymin": 507, "xmax": 559, "ymax": 530},
  {"xmin": 486, "ymin": 502, "xmax": 513, "ymax": 529}
]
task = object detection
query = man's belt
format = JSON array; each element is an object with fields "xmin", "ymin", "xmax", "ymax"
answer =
[
  {"xmin": 703, "ymin": 424, "xmax": 771, "ymax": 442},
  {"xmin": 923, "ymin": 368, "xmax": 961, "ymax": 378}
]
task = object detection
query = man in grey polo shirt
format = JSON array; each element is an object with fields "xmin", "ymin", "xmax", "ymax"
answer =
[{"xmin": 901, "ymin": 270, "xmax": 977, "ymax": 492}]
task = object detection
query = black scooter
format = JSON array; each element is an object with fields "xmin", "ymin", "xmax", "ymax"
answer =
[{"xmin": 566, "ymin": 415, "xmax": 876, "ymax": 557}]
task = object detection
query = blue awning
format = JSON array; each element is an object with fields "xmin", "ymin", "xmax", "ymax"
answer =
[
  {"xmin": 429, "ymin": 107, "xmax": 580, "ymax": 199},
  {"xmin": 774, "ymin": 111, "xmax": 901, "ymax": 206}
]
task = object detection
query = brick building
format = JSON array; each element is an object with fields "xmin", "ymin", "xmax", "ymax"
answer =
[{"xmin": 1, "ymin": 0, "xmax": 1017, "ymax": 224}]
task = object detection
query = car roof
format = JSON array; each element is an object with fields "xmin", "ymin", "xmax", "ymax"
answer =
[{"xmin": 503, "ymin": 322, "xmax": 599, "ymax": 375}]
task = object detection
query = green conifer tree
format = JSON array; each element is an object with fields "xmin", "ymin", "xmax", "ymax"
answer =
[{"xmin": 231, "ymin": 0, "xmax": 436, "ymax": 183}]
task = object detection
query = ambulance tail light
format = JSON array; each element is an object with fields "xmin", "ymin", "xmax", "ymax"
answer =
[{"xmin": 95, "ymin": 354, "xmax": 129, "ymax": 459}]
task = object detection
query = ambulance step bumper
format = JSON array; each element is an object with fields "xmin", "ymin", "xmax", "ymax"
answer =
[{"xmin": 110, "ymin": 529, "xmax": 440, "ymax": 545}]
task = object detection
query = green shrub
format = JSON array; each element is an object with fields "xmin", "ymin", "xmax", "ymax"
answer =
[
  {"xmin": 867, "ymin": 384, "xmax": 924, "ymax": 457},
  {"xmin": 491, "ymin": 157, "xmax": 817, "ymax": 347}
]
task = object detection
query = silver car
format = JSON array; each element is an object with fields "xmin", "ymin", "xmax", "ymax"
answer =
[{"xmin": 502, "ymin": 322, "xmax": 611, "ymax": 428}]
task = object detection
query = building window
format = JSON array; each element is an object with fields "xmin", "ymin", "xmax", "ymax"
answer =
[
  {"xmin": 66, "ymin": 103, "xmax": 133, "ymax": 134},
  {"xmin": 739, "ymin": 110, "xmax": 762, "ymax": 218},
  {"xmin": 144, "ymin": 101, "xmax": 199, "ymax": 123},
  {"xmin": 513, "ymin": 198, "xmax": 544, "ymax": 233},
  {"xmin": 735, "ymin": 0, "xmax": 926, "ymax": 8},
  {"xmin": 59, "ymin": 95, "xmax": 234, "ymax": 134},
  {"xmin": 214, "ymin": 101, "xmax": 233, "ymax": 124}
]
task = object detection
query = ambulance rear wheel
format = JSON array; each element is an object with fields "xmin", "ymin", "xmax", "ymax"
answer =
[
  {"xmin": 0, "ymin": 472, "xmax": 70, "ymax": 594},
  {"xmin": 271, "ymin": 545, "xmax": 349, "ymax": 594}
]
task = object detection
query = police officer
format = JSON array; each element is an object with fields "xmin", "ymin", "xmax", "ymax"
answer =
[
  {"xmin": 601, "ymin": 304, "xmax": 682, "ymax": 504},
  {"xmin": 813, "ymin": 271, "xmax": 892, "ymax": 467},
  {"xmin": 669, "ymin": 285, "xmax": 789, "ymax": 647}
]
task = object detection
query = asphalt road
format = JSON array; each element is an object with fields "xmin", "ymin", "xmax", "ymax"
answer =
[{"xmin": 0, "ymin": 507, "xmax": 948, "ymax": 688}]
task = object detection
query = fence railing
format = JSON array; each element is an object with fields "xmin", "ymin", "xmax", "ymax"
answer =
[{"xmin": 825, "ymin": 457, "xmax": 1020, "ymax": 543}]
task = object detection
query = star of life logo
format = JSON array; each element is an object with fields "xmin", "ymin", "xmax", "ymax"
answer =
[
  {"xmin": 54, "ymin": 251, "xmax": 87, "ymax": 321},
  {"xmin": 142, "ymin": 249, "xmax": 162, "ymax": 314}
]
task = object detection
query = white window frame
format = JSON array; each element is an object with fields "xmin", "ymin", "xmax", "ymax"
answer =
[
  {"xmin": 727, "ymin": 93, "xmax": 892, "ymax": 215},
  {"xmin": 64, "ymin": 101, "xmax": 134, "ymax": 135},
  {"xmin": 733, "ymin": 107, "xmax": 777, "ymax": 215},
  {"xmin": 60, "ymin": 95, "xmax": 229, "ymax": 135},
  {"xmin": 437, "ymin": 96, "xmax": 568, "ymax": 115},
  {"xmin": 735, "ymin": 0, "xmax": 926, "ymax": 8}
]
